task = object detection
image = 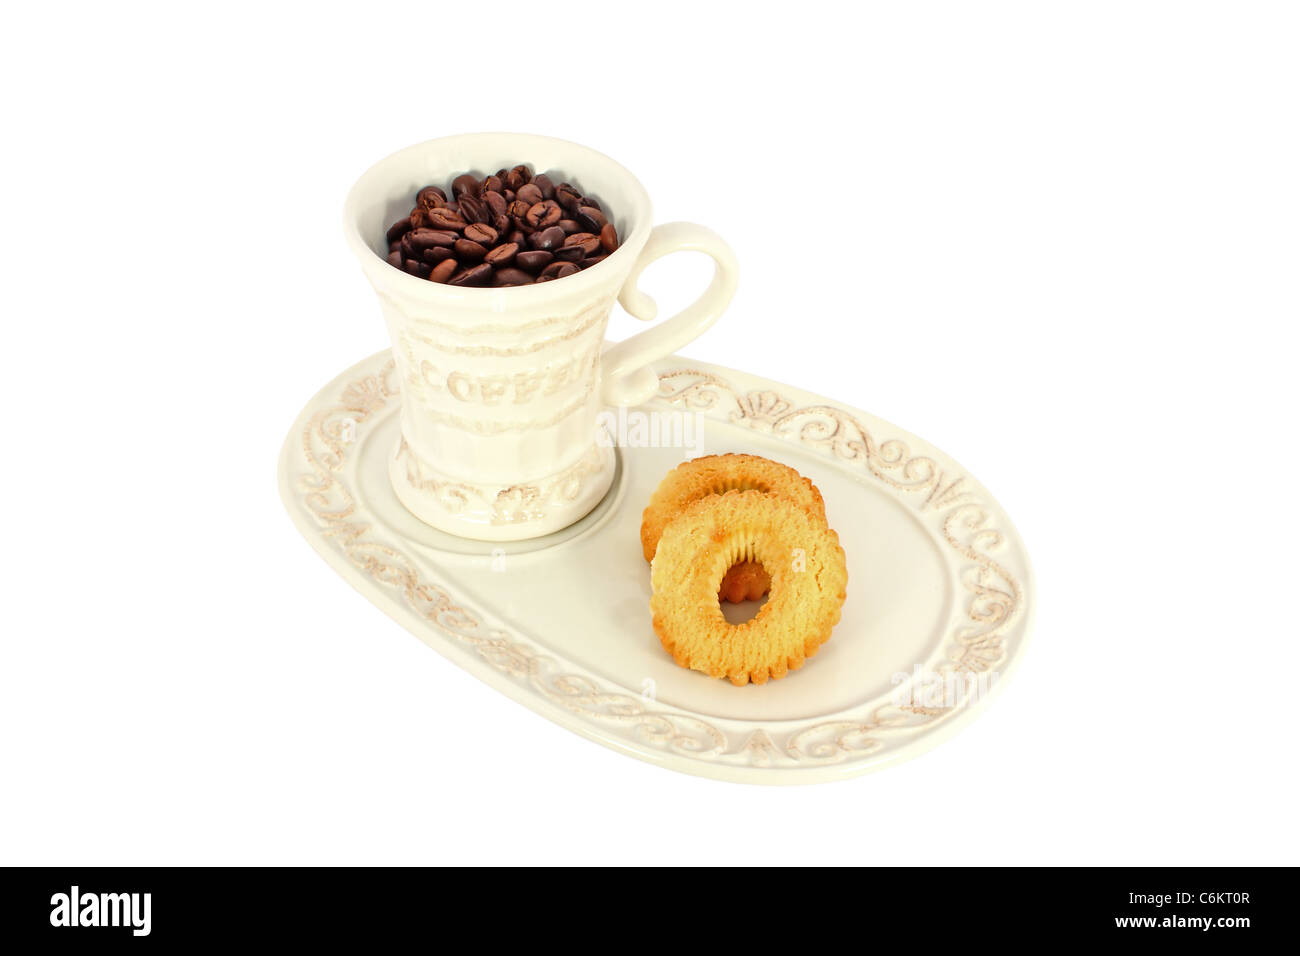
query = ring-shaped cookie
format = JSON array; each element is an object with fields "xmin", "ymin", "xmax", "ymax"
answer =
[
  {"xmin": 640, "ymin": 454, "xmax": 827, "ymax": 603},
  {"xmin": 650, "ymin": 490, "xmax": 848, "ymax": 686}
]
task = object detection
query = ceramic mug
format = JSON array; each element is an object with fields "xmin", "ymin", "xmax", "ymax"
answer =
[{"xmin": 343, "ymin": 133, "xmax": 738, "ymax": 541}]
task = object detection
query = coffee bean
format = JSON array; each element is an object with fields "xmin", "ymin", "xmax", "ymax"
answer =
[
  {"xmin": 580, "ymin": 255, "xmax": 609, "ymax": 269},
  {"xmin": 484, "ymin": 242, "xmax": 518, "ymax": 266},
  {"xmin": 510, "ymin": 164, "xmax": 531, "ymax": 184},
  {"xmin": 386, "ymin": 218, "xmax": 413, "ymax": 243},
  {"xmin": 558, "ymin": 219, "xmax": 580, "ymax": 235},
  {"xmin": 515, "ymin": 250, "xmax": 554, "ymax": 273},
  {"xmin": 454, "ymin": 238, "xmax": 488, "ymax": 263},
  {"xmin": 564, "ymin": 232, "xmax": 601, "ymax": 256},
  {"xmin": 493, "ymin": 267, "xmax": 534, "ymax": 287},
  {"xmin": 555, "ymin": 183, "xmax": 582, "ymax": 211},
  {"xmin": 427, "ymin": 208, "xmax": 466, "ymax": 231},
  {"xmin": 524, "ymin": 200, "xmax": 562, "ymax": 229},
  {"xmin": 449, "ymin": 263, "xmax": 493, "ymax": 286},
  {"xmin": 452, "ymin": 173, "xmax": 480, "ymax": 198},
  {"xmin": 408, "ymin": 228, "xmax": 458, "ymax": 249},
  {"xmin": 516, "ymin": 183, "xmax": 544, "ymax": 205},
  {"xmin": 408, "ymin": 207, "xmax": 428, "ymax": 229},
  {"xmin": 464, "ymin": 222, "xmax": 498, "ymax": 245},
  {"xmin": 576, "ymin": 206, "xmax": 607, "ymax": 232},
  {"xmin": 504, "ymin": 168, "xmax": 525, "ymax": 191},
  {"xmin": 507, "ymin": 199, "xmax": 531, "ymax": 220},
  {"xmin": 482, "ymin": 175, "xmax": 503, "ymax": 195},
  {"xmin": 404, "ymin": 258, "xmax": 432, "ymax": 278},
  {"xmin": 421, "ymin": 245, "xmax": 456, "ymax": 264},
  {"xmin": 417, "ymin": 185, "xmax": 447, "ymax": 209},
  {"xmin": 533, "ymin": 173, "xmax": 555, "ymax": 199},
  {"xmin": 538, "ymin": 261, "xmax": 580, "ymax": 281},
  {"xmin": 429, "ymin": 259, "xmax": 458, "ymax": 283},
  {"xmin": 553, "ymin": 244, "xmax": 585, "ymax": 262},
  {"xmin": 458, "ymin": 194, "xmax": 488, "ymax": 224},
  {"xmin": 483, "ymin": 191, "xmax": 508, "ymax": 217},
  {"xmin": 599, "ymin": 222, "xmax": 618, "ymax": 253},
  {"xmin": 507, "ymin": 228, "xmax": 528, "ymax": 246},
  {"xmin": 529, "ymin": 225, "xmax": 566, "ymax": 252},
  {"xmin": 386, "ymin": 250, "xmax": 403, "ymax": 268}
]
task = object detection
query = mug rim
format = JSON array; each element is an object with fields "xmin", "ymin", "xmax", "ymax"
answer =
[{"xmin": 342, "ymin": 132, "xmax": 653, "ymax": 304}]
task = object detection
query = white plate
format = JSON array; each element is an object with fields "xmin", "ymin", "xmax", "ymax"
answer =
[{"xmin": 279, "ymin": 351, "xmax": 1035, "ymax": 784}]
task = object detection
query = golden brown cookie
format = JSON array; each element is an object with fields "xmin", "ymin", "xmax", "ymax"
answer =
[
  {"xmin": 640, "ymin": 453, "xmax": 827, "ymax": 603},
  {"xmin": 650, "ymin": 490, "xmax": 848, "ymax": 686}
]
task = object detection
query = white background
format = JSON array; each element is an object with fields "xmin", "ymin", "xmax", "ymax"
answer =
[{"xmin": 2, "ymin": 1, "xmax": 1297, "ymax": 866}]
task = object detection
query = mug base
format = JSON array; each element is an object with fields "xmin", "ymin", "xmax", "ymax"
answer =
[{"xmin": 389, "ymin": 438, "xmax": 616, "ymax": 542}]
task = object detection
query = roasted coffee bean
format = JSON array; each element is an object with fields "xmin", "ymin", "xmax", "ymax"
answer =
[
  {"xmin": 386, "ymin": 218, "xmax": 413, "ymax": 243},
  {"xmin": 429, "ymin": 259, "xmax": 458, "ymax": 283},
  {"xmin": 564, "ymin": 232, "xmax": 601, "ymax": 256},
  {"xmin": 530, "ymin": 225, "xmax": 566, "ymax": 252},
  {"xmin": 427, "ymin": 208, "xmax": 466, "ymax": 231},
  {"xmin": 453, "ymin": 238, "xmax": 488, "ymax": 263},
  {"xmin": 599, "ymin": 222, "xmax": 619, "ymax": 253},
  {"xmin": 417, "ymin": 185, "xmax": 447, "ymax": 209},
  {"xmin": 483, "ymin": 191, "xmax": 508, "ymax": 218},
  {"xmin": 484, "ymin": 242, "xmax": 518, "ymax": 266},
  {"xmin": 408, "ymin": 228, "xmax": 459, "ymax": 249},
  {"xmin": 554, "ymin": 182, "xmax": 582, "ymax": 211},
  {"xmin": 464, "ymin": 222, "xmax": 498, "ymax": 245},
  {"xmin": 516, "ymin": 183, "xmax": 544, "ymax": 205},
  {"xmin": 515, "ymin": 250, "xmax": 554, "ymax": 273},
  {"xmin": 452, "ymin": 173, "xmax": 481, "ymax": 198},
  {"xmin": 384, "ymin": 164, "xmax": 616, "ymax": 286},
  {"xmin": 538, "ymin": 261, "xmax": 580, "ymax": 281},
  {"xmin": 449, "ymin": 263, "xmax": 493, "ymax": 286},
  {"xmin": 576, "ymin": 206, "xmax": 607, "ymax": 232},
  {"xmin": 404, "ymin": 258, "xmax": 432, "ymax": 279},
  {"xmin": 524, "ymin": 200, "xmax": 562, "ymax": 228},
  {"xmin": 421, "ymin": 245, "xmax": 456, "ymax": 264},
  {"xmin": 493, "ymin": 267, "xmax": 534, "ymax": 287},
  {"xmin": 458, "ymin": 194, "xmax": 488, "ymax": 224}
]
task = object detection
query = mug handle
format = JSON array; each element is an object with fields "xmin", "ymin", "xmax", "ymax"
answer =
[{"xmin": 600, "ymin": 222, "xmax": 739, "ymax": 406}]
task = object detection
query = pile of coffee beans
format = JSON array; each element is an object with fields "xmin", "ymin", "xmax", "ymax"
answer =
[{"xmin": 384, "ymin": 164, "xmax": 619, "ymax": 286}]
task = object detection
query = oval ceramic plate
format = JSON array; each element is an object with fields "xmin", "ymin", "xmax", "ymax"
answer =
[{"xmin": 279, "ymin": 350, "xmax": 1035, "ymax": 784}]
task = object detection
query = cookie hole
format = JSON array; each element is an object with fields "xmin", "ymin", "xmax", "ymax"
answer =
[
  {"xmin": 718, "ymin": 557, "xmax": 770, "ymax": 625},
  {"xmin": 721, "ymin": 587, "xmax": 768, "ymax": 624}
]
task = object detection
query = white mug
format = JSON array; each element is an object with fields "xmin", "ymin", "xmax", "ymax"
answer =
[{"xmin": 343, "ymin": 133, "xmax": 738, "ymax": 541}]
